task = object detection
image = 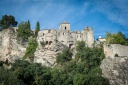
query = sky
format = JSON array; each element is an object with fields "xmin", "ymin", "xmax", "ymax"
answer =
[{"xmin": 0, "ymin": 0, "xmax": 128, "ymax": 39}]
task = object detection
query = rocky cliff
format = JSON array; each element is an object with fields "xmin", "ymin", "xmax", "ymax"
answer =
[
  {"xmin": 101, "ymin": 44, "xmax": 128, "ymax": 85},
  {"xmin": 0, "ymin": 28, "xmax": 26, "ymax": 62},
  {"xmin": 0, "ymin": 28, "xmax": 67, "ymax": 66},
  {"xmin": 34, "ymin": 41, "xmax": 67, "ymax": 66}
]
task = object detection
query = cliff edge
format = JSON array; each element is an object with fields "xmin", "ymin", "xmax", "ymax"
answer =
[{"xmin": 101, "ymin": 44, "xmax": 128, "ymax": 85}]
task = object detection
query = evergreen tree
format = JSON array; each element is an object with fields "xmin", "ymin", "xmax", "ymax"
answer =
[
  {"xmin": 27, "ymin": 20, "xmax": 31, "ymax": 31},
  {"xmin": 17, "ymin": 21, "xmax": 31, "ymax": 43},
  {"xmin": 35, "ymin": 21, "xmax": 40, "ymax": 36}
]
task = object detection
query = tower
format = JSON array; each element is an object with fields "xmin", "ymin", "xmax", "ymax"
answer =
[
  {"xmin": 59, "ymin": 21, "xmax": 70, "ymax": 31},
  {"xmin": 82, "ymin": 26, "xmax": 94, "ymax": 47}
]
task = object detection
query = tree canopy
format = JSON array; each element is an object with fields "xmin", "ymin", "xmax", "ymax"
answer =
[
  {"xmin": 17, "ymin": 21, "xmax": 31, "ymax": 43},
  {"xmin": 0, "ymin": 41, "xmax": 109, "ymax": 85},
  {"xmin": 106, "ymin": 31, "xmax": 127, "ymax": 45},
  {"xmin": 0, "ymin": 15, "xmax": 18, "ymax": 29}
]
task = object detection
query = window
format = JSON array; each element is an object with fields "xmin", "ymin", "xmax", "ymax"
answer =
[
  {"xmin": 49, "ymin": 41, "xmax": 52, "ymax": 45},
  {"xmin": 63, "ymin": 32, "xmax": 64, "ymax": 35},
  {"xmin": 46, "ymin": 41, "xmax": 48, "ymax": 44},
  {"xmin": 65, "ymin": 26, "xmax": 66, "ymax": 30}
]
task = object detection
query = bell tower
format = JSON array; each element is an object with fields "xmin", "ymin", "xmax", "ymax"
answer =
[{"xmin": 59, "ymin": 21, "xmax": 70, "ymax": 31}]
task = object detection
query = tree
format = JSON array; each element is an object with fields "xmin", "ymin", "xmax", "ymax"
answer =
[
  {"xmin": 17, "ymin": 21, "xmax": 31, "ymax": 43},
  {"xmin": 0, "ymin": 67, "xmax": 24, "ymax": 85},
  {"xmin": 35, "ymin": 21, "xmax": 40, "ymax": 36},
  {"xmin": 56, "ymin": 48, "xmax": 72, "ymax": 65},
  {"xmin": 27, "ymin": 20, "xmax": 31, "ymax": 31},
  {"xmin": 106, "ymin": 31, "xmax": 127, "ymax": 45},
  {"xmin": 0, "ymin": 15, "xmax": 18, "ymax": 29}
]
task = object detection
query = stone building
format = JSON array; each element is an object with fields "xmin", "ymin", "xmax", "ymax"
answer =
[{"xmin": 37, "ymin": 21, "xmax": 94, "ymax": 48}]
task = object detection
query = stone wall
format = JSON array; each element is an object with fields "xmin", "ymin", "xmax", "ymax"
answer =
[
  {"xmin": 104, "ymin": 44, "xmax": 128, "ymax": 58},
  {"xmin": 101, "ymin": 44, "xmax": 128, "ymax": 85}
]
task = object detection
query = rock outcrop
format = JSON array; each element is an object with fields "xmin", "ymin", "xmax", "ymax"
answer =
[
  {"xmin": 101, "ymin": 44, "xmax": 128, "ymax": 85},
  {"xmin": 0, "ymin": 28, "xmax": 26, "ymax": 62},
  {"xmin": 34, "ymin": 41, "xmax": 68, "ymax": 66},
  {"xmin": 0, "ymin": 28, "xmax": 68, "ymax": 66}
]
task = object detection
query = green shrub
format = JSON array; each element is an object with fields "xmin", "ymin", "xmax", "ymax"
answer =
[
  {"xmin": 23, "ymin": 38, "xmax": 38, "ymax": 62},
  {"xmin": 56, "ymin": 49, "xmax": 72, "ymax": 65}
]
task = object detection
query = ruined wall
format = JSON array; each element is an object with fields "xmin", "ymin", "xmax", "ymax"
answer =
[
  {"xmin": 104, "ymin": 44, "xmax": 128, "ymax": 58},
  {"xmin": 101, "ymin": 44, "xmax": 128, "ymax": 85},
  {"xmin": 82, "ymin": 27, "xmax": 94, "ymax": 47}
]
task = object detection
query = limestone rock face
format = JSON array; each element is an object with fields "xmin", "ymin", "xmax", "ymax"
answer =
[
  {"xmin": 101, "ymin": 44, "xmax": 128, "ymax": 85},
  {"xmin": 0, "ymin": 29, "xmax": 26, "ymax": 62},
  {"xmin": 34, "ymin": 41, "xmax": 68, "ymax": 66},
  {"xmin": 0, "ymin": 28, "xmax": 68, "ymax": 66}
]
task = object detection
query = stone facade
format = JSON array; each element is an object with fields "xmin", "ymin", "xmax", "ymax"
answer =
[
  {"xmin": 104, "ymin": 44, "xmax": 128, "ymax": 59},
  {"xmin": 37, "ymin": 21, "xmax": 94, "ymax": 48}
]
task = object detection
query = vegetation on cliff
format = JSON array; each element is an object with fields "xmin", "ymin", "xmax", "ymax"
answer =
[
  {"xmin": 23, "ymin": 38, "xmax": 38, "ymax": 61},
  {"xmin": 35, "ymin": 21, "xmax": 40, "ymax": 36},
  {"xmin": 0, "ymin": 15, "xmax": 18, "ymax": 29},
  {"xmin": 0, "ymin": 41, "xmax": 109, "ymax": 85},
  {"xmin": 106, "ymin": 31, "xmax": 128, "ymax": 45},
  {"xmin": 17, "ymin": 21, "xmax": 32, "ymax": 43},
  {"xmin": 56, "ymin": 48, "xmax": 72, "ymax": 65}
]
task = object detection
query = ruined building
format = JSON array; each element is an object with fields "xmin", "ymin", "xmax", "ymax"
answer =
[{"xmin": 37, "ymin": 21, "xmax": 94, "ymax": 48}]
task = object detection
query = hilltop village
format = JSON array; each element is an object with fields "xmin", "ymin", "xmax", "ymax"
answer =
[
  {"xmin": 0, "ymin": 18, "xmax": 128, "ymax": 85},
  {"xmin": 37, "ymin": 21, "xmax": 94, "ymax": 48}
]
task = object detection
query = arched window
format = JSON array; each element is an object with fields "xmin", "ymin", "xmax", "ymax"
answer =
[
  {"xmin": 46, "ymin": 41, "xmax": 48, "ymax": 44},
  {"xmin": 49, "ymin": 41, "xmax": 52, "ymax": 45},
  {"xmin": 65, "ymin": 26, "xmax": 66, "ymax": 30},
  {"xmin": 63, "ymin": 32, "xmax": 64, "ymax": 35}
]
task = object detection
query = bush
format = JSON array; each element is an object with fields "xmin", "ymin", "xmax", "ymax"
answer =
[
  {"xmin": 23, "ymin": 38, "xmax": 38, "ymax": 61},
  {"xmin": 56, "ymin": 48, "xmax": 72, "ymax": 65}
]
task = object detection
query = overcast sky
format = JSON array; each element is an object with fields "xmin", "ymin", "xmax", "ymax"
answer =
[{"xmin": 0, "ymin": 0, "xmax": 128, "ymax": 39}]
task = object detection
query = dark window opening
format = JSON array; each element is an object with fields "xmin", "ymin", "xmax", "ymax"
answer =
[
  {"xmin": 63, "ymin": 33, "xmax": 64, "ymax": 35},
  {"xmin": 46, "ymin": 41, "xmax": 48, "ymax": 44},
  {"xmin": 69, "ymin": 44, "xmax": 73, "ymax": 48},
  {"xmin": 49, "ymin": 41, "xmax": 52, "ymax": 45},
  {"xmin": 65, "ymin": 26, "xmax": 66, "ymax": 30}
]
